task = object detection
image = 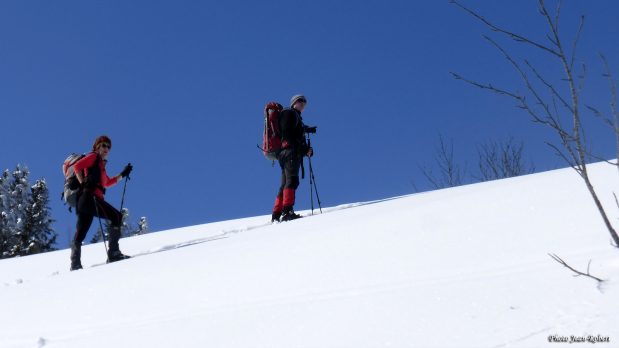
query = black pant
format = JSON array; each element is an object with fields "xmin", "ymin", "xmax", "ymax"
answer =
[
  {"xmin": 278, "ymin": 149, "xmax": 301, "ymax": 193},
  {"xmin": 73, "ymin": 191, "xmax": 122, "ymax": 245}
]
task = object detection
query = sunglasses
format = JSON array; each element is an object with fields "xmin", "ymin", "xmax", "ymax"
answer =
[
  {"xmin": 100, "ymin": 143, "xmax": 111, "ymax": 149},
  {"xmin": 297, "ymin": 99, "xmax": 307, "ymax": 104}
]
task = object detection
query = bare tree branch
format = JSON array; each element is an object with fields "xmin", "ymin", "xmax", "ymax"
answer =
[
  {"xmin": 600, "ymin": 53, "xmax": 619, "ymax": 172},
  {"xmin": 587, "ymin": 105, "xmax": 614, "ymax": 129},
  {"xmin": 482, "ymin": 35, "xmax": 574, "ymax": 142},
  {"xmin": 475, "ymin": 138, "xmax": 534, "ymax": 181},
  {"xmin": 525, "ymin": 60, "xmax": 572, "ymax": 114},
  {"xmin": 545, "ymin": 142, "xmax": 576, "ymax": 169},
  {"xmin": 451, "ymin": 1, "xmax": 619, "ymax": 247},
  {"xmin": 548, "ymin": 253, "xmax": 604, "ymax": 283},
  {"xmin": 450, "ymin": 0, "xmax": 561, "ymax": 58},
  {"xmin": 570, "ymin": 16, "xmax": 585, "ymax": 71},
  {"xmin": 577, "ymin": 62, "xmax": 587, "ymax": 94},
  {"xmin": 539, "ymin": 0, "xmax": 588, "ymax": 169},
  {"xmin": 419, "ymin": 135, "xmax": 466, "ymax": 189},
  {"xmin": 419, "ymin": 164, "xmax": 442, "ymax": 190},
  {"xmin": 450, "ymin": 72, "xmax": 522, "ymax": 100},
  {"xmin": 586, "ymin": 152, "xmax": 617, "ymax": 166},
  {"xmin": 553, "ymin": 0, "xmax": 562, "ymax": 33}
]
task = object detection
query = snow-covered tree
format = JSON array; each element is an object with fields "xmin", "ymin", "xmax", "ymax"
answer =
[
  {"xmin": 0, "ymin": 170, "xmax": 11, "ymax": 258},
  {"xmin": 136, "ymin": 217, "xmax": 150, "ymax": 236},
  {"xmin": 20, "ymin": 179, "xmax": 57, "ymax": 255},
  {"xmin": 121, "ymin": 209, "xmax": 150, "ymax": 237},
  {"xmin": 0, "ymin": 167, "xmax": 57, "ymax": 258},
  {"xmin": 4, "ymin": 165, "xmax": 30, "ymax": 258},
  {"xmin": 120, "ymin": 208, "xmax": 134, "ymax": 238}
]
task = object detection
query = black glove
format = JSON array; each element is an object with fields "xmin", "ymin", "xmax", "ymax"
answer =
[
  {"xmin": 307, "ymin": 147, "xmax": 314, "ymax": 157},
  {"xmin": 304, "ymin": 126, "xmax": 317, "ymax": 134},
  {"xmin": 120, "ymin": 163, "xmax": 133, "ymax": 179}
]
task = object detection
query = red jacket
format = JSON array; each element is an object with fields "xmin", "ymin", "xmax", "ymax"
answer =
[{"xmin": 73, "ymin": 152, "xmax": 119, "ymax": 200}]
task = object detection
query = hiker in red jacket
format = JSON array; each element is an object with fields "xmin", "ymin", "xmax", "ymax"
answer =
[{"xmin": 70, "ymin": 135, "xmax": 133, "ymax": 271}]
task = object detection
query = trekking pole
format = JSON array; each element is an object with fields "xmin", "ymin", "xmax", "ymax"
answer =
[
  {"xmin": 118, "ymin": 166, "xmax": 131, "ymax": 230},
  {"xmin": 93, "ymin": 196, "xmax": 109, "ymax": 257},
  {"xmin": 309, "ymin": 158, "xmax": 315, "ymax": 215},
  {"xmin": 308, "ymin": 158, "xmax": 323, "ymax": 214},
  {"xmin": 307, "ymin": 137, "xmax": 315, "ymax": 215},
  {"xmin": 306, "ymin": 135, "xmax": 323, "ymax": 214},
  {"xmin": 120, "ymin": 174, "xmax": 130, "ymax": 212}
]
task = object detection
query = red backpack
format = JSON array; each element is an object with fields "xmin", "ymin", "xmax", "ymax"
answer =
[{"xmin": 261, "ymin": 101, "xmax": 283, "ymax": 161}]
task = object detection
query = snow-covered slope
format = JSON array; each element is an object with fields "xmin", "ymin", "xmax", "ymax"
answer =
[{"xmin": 1, "ymin": 162, "xmax": 618, "ymax": 348}]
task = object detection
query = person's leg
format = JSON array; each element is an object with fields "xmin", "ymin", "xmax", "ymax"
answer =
[
  {"xmin": 94, "ymin": 198, "xmax": 129, "ymax": 261},
  {"xmin": 272, "ymin": 160, "xmax": 287, "ymax": 222},
  {"xmin": 71, "ymin": 194, "xmax": 95, "ymax": 270},
  {"xmin": 281, "ymin": 154, "xmax": 302, "ymax": 221}
]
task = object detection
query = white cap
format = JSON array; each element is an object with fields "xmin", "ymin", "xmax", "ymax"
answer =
[{"xmin": 290, "ymin": 94, "xmax": 307, "ymax": 107}]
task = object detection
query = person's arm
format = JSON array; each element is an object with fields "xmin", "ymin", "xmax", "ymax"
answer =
[
  {"xmin": 103, "ymin": 163, "xmax": 133, "ymax": 187},
  {"xmin": 101, "ymin": 170, "xmax": 120, "ymax": 188},
  {"xmin": 73, "ymin": 153, "xmax": 97, "ymax": 185}
]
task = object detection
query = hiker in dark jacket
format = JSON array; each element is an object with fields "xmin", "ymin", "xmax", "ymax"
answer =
[
  {"xmin": 272, "ymin": 94, "xmax": 315, "ymax": 222},
  {"xmin": 69, "ymin": 135, "xmax": 133, "ymax": 270}
]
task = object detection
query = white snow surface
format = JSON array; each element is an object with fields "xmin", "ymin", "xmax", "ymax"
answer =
[{"xmin": 1, "ymin": 161, "xmax": 619, "ymax": 348}]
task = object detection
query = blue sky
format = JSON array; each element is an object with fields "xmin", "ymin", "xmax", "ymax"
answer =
[{"xmin": 1, "ymin": 1, "xmax": 618, "ymax": 248}]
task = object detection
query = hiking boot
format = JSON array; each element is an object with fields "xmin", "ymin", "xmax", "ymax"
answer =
[
  {"xmin": 280, "ymin": 207, "xmax": 302, "ymax": 222},
  {"xmin": 271, "ymin": 211, "xmax": 281, "ymax": 223},
  {"xmin": 107, "ymin": 250, "xmax": 131, "ymax": 263},
  {"xmin": 70, "ymin": 241, "xmax": 83, "ymax": 271},
  {"xmin": 106, "ymin": 226, "xmax": 130, "ymax": 262}
]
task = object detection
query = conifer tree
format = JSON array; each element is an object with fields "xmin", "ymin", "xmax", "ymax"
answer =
[
  {"xmin": 0, "ymin": 167, "xmax": 57, "ymax": 258},
  {"xmin": 0, "ymin": 170, "xmax": 10, "ymax": 258},
  {"xmin": 5, "ymin": 165, "xmax": 30, "ymax": 258},
  {"xmin": 21, "ymin": 179, "xmax": 57, "ymax": 255},
  {"xmin": 120, "ymin": 208, "xmax": 134, "ymax": 238},
  {"xmin": 136, "ymin": 217, "xmax": 150, "ymax": 235}
]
